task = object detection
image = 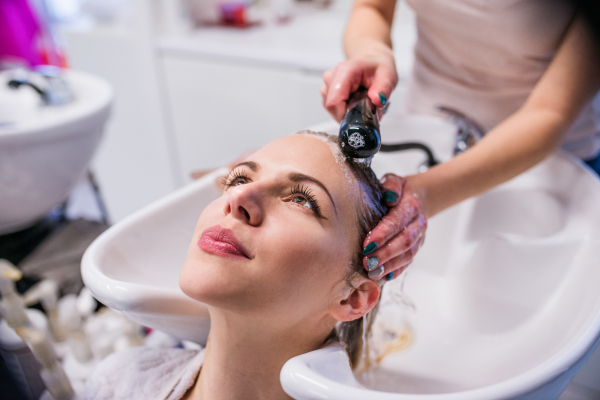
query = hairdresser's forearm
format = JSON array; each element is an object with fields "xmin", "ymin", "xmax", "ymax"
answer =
[
  {"xmin": 408, "ymin": 107, "xmax": 567, "ymax": 218},
  {"xmin": 344, "ymin": 0, "xmax": 396, "ymax": 59},
  {"xmin": 410, "ymin": 15, "xmax": 600, "ymax": 218}
]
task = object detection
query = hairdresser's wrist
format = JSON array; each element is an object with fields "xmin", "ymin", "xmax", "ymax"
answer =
[
  {"xmin": 406, "ymin": 162, "xmax": 468, "ymax": 219},
  {"xmin": 345, "ymin": 38, "xmax": 394, "ymax": 62},
  {"xmin": 405, "ymin": 174, "xmax": 434, "ymax": 219}
]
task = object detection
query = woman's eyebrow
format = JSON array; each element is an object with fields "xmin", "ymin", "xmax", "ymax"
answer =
[
  {"xmin": 288, "ymin": 172, "xmax": 337, "ymax": 214},
  {"xmin": 232, "ymin": 161, "xmax": 259, "ymax": 172}
]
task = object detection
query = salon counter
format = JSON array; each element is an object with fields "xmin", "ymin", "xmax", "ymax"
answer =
[{"xmin": 157, "ymin": 4, "xmax": 417, "ymax": 76}]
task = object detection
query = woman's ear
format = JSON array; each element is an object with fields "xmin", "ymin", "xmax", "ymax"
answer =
[{"xmin": 330, "ymin": 277, "xmax": 380, "ymax": 322}]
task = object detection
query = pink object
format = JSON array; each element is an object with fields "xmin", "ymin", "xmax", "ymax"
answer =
[
  {"xmin": 219, "ymin": 2, "xmax": 247, "ymax": 27},
  {"xmin": 0, "ymin": 0, "xmax": 61, "ymax": 67}
]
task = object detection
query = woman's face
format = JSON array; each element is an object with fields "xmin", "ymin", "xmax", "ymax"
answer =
[{"xmin": 180, "ymin": 135, "xmax": 362, "ymax": 326}]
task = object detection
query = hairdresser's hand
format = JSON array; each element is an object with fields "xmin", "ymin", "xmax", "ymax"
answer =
[
  {"xmin": 321, "ymin": 45, "xmax": 398, "ymax": 122},
  {"xmin": 362, "ymin": 174, "xmax": 427, "ymax": 282}
]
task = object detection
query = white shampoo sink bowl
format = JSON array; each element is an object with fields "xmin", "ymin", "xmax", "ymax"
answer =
[
  {"xmin": 0, "ymin": 69, "xmax": 112, "ymax": 233},
  {"xmin": 82, "ymin": 117, "xmax": 600, "ymax": 399}
]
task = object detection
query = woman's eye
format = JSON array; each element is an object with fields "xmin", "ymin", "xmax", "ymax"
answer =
[
  {"xmin": 223, "ymin": 172, "xmax": 250, "ymax": 188},
  {"xmin": 230, "ymin": 178, "xmax": 247, "ymax": 186},
  {"xmin": 291, "ymin": 196, "xmax": 313, "ymax": 210},
  {"xmin": 288, "ymin": 184, "xmax": 322, "ymax": 218}
]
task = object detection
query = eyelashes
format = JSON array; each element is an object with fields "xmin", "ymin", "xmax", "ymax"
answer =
[
  {"xmin": 222, "ymin": 169, "xmax": 323, "ymax": 218},
  {"xmin": 221, "ymin": 169, "xmax": 250, "ymax": 188},
  {"xmin": 290, "ymin": 184, "xmax": 323, "ymax": 217}
]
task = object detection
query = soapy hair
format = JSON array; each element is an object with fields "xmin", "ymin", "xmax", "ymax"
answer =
[{"xmin": 296, "ymin": 130, "xmax": 388, "ymax": 368}]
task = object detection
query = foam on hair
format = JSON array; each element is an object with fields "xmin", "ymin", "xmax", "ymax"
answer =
[{"xmin": 295, "ymin": 129, "xmax": 345, "ymax": 163}]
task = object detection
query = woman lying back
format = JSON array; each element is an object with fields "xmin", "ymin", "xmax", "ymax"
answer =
[{"xmin": 83, "ymin": 131, "xmax": 389, "ymax": 400}]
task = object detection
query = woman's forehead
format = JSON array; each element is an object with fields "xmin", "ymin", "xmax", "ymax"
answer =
[{"xmin": 251, "ymin": 135, "xmax": 348, "ymax": 181}]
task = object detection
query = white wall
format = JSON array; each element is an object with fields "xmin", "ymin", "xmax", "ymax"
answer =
[{"xmin": 161, "ymin": 56, "xmax": 330, "ymax": 182}]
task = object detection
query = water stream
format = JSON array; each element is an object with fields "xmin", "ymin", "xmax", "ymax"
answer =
[{"xmin": 355, "ymin": 270, "xmax": 417, "ymax": 389}]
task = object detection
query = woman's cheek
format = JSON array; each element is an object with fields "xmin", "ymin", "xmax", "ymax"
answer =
[
  {"xmin": 191, "ymin": 197, "xmax": 227, "ymax": 235},
  {"xmin": 268, "ymin": 221, "xmax": 332, "ymax": 277}
]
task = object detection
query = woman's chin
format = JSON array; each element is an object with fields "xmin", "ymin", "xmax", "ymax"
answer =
[{"xmin": 180, "ymin": 265, "xmax": 245, "ymax": 305}]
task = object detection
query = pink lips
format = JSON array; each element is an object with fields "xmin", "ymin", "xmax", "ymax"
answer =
[{"xmin": 198, "ymin": 225, "xmax": 250, "ymax": 259}]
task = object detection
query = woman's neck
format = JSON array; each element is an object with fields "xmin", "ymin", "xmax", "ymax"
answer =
[{"xmin": 185, "ymin": 309, "xmax": 334, "ymax": 400}]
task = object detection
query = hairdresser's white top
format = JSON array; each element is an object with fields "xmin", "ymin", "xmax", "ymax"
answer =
[
  {"xmin": 404, "ymin": 0, "xmax": 600, "ymax": 159},
  {"xmin": 82, "ymin": 347, "xmax": 204, "ymax": 400}
]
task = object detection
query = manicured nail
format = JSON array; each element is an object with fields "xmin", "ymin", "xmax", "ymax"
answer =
[
  {"xmin": 368, "ymin": 266, "xmax": 385, "ymax": 279},
  {"xmin": 363, "ymin": 242, "xmax": 377, "ymax": 255},
  {"xmin": 366, "ymin": 257, "xmax": 379, "ymax": 271},
  {"xmin": 383, "ymin": 190, "xmax": 397, "ymax": 203},
  {"xmin": 379, "ymin": 93, "xmax": 387, "ymax": 106},
  {"xmin": 386, "ymin": 272, "xmax": 394, "ymax": 281}
]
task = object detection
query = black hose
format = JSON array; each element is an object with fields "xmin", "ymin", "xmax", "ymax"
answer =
[
  {"xmin": 8, "ymin": 79, "xmax": 49, "ymax": 104},
  {"xmin": 380, "ymin": 142, "xmax": 439, "ymax": 167}
]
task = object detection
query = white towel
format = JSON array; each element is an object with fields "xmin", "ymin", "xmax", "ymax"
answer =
[{"xmin": 81, "ymin": 346, "xmax": 205, "ymax": 400}]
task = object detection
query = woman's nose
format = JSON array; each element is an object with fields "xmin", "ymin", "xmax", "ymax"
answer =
[{"xmin": 224, "ymin": 184, "xmax": 264, "ymax": 226}]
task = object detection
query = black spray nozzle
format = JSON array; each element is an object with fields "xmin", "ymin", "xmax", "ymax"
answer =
[
  {"xmin": 338, "ymin": 90, "xmax": 440, "ymax": 171},
  {"xmin": 339, "ymin": 90, "xmax": 381, "ymax": 162}
]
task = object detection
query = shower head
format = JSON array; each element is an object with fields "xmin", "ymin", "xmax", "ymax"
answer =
[
  {"xmin": 338, "ymin": 90, "xmax": 382, "ymax": 165},
  {"xmin": 338, "ymin": 91, "xmax": 440, "ymax": 171}
]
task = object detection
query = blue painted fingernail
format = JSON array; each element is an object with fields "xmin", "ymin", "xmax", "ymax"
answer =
[
  {"xmin": 366, "ymin": 257, "xmax": 379, "ymax": 271},
  {"xmin": 368, "ymin": 266, "xmax": 385, "ymax": 279},
  {"xmin": 363, "ymin": 242, "xmax": 377, "ymax": 255},
  {"xmin": 386, "ymin": 272, "xmax": 394, "ymax": 281},
  {"xmin": 383, "ymin": 190, "xmax": 397, "ymax": 203},
  {"xmin": 379, "ymin": 93, "xmax": 387, "ymax": 105}
]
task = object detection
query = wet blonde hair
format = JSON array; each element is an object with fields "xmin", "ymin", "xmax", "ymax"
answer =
[{"xmin": 296, "ymin": 130, "xmax": 388, "ymax": 367}]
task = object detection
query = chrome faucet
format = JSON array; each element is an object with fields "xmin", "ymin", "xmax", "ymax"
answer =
[
  {"xmin": 7, "ymin": 66, "xmax": 72, "ymax": 106},
  {"xmin": 436, "ymin": 106, "xmax": 485, "ymax": 155}
]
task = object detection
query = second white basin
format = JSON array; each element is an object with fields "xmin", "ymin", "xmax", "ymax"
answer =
[{"xmin": 0, "ymin": 69, "xmax": 112, "ymax": 233}]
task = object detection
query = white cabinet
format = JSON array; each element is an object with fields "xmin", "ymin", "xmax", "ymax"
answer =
[
  {"xmin": 62, "ymin": 26, "xmax": 179, "ymax": 223},
  {"xmin": 161, "ymin": 56, "xmax": 332, "ymax": 182}
]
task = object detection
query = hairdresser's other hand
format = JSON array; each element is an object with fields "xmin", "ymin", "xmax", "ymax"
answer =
[
  {"xmin": 321, "ymin": 44, "xmax": 398, "ymax": 122},
  {"xmin": 362, "ymin": 174, "xmax": 427, "ymax": 281}
]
